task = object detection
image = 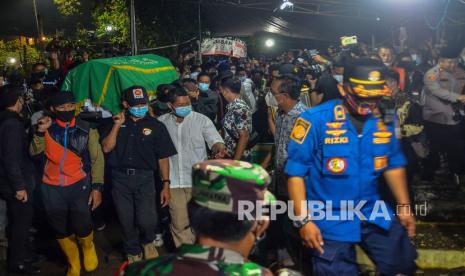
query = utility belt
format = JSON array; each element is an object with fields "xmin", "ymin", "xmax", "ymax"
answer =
[{"xmin": 113, "ymin": 168, "xmax": 152, "ymax": 176}]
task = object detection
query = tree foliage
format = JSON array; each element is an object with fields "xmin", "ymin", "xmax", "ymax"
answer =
[
  {"xmin": 53, "ymin": 0, "xmax": 81, "ymax": 16},
  {"xmin": 51, "ymin": 0, "xmax": 200, "ymax": 51},
  {"xmin": 0, "ymin": 40, "xmax": 40, "ymax": 66},
  {"xmin": 93, "ymin": 0, "xmax": 130, "ymax": 44}
]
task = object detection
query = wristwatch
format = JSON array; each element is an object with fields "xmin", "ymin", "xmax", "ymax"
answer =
[
  {"xmin": 292, "ymin": 216, "xmax": 311, "ymax": 229},
  {"xmin": 91, "ymin": 183, "xmax": 104, "ymax": 192},
  {"xmin": 162, "ymin": 180, "xmax": 171, "ymax": 185}
]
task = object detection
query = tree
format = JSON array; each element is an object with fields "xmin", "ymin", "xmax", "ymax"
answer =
[
  {"xmin": 53, "ymin": 0, "xmax": 130, "ymax": 45},
  {"xmin": 0, "ymin": 40, "xmax": 41, "ymax": 75},
  {"xmin": 53, "ymin": 0, "xmax": 81, "ymax": 16},
  {"xmin": 93, "ymin": 0, "xmax": 130, "ymax": 44}
]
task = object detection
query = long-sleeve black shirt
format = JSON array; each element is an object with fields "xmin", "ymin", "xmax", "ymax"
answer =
[{"xmin": 0, "ymin": 110, "xmax": 35, "ymax": 196}]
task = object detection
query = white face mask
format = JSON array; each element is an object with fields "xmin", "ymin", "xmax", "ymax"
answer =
[
  {"xmin": 411, "ymin": 54, "xmax": 418, "ymax": 61},
  {"xmin": 333, "ymin": 74, "xmax": 343, "ymax": 84},
  {"xmin": 190, "ymin": 72, "xmax": 199, "ymax": 80},
  {"xmin": 265, "ymin": 91, "xmax": 279, "ymax": 107}
]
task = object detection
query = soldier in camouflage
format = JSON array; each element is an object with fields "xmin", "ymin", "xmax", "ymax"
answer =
[{"xmin": 123, "ymin": 159, "xmax": 275, "ymax": 276}]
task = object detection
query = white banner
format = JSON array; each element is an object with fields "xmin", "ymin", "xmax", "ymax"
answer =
[{"xmin": 201, "ymin": 38, "xmax": 247, "ymax": 58}]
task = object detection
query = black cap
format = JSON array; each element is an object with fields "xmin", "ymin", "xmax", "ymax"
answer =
[
  {"xmin": 0, "ymin": 85, "xmax": 22, "ymax": 109},
  {"xmin": 343, "ymin": 58, "xmax": 390, "ymax": 98},
  {"xmin": 50, "ymin": 91, "xmax": 76, "ymax": 107},
  {"xmin": 439, "ymin": 46, "xmax": 460, "ymax": 59},
  {"xmin": 278, "ymin": 63, "xmax": 297, "ymax": 76},
  {"xmin": 123, "ymin": 86, "xmax": 149, "ymax": 106}
]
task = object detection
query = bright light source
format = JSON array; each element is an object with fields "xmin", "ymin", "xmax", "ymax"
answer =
[
  {"xmin": 105, "ymin": 25, "xmax": 114, "ymax": 32},
  {"xmin": 376, "ymin": 17, "xmax": 381, "ymax": 21},
  {"xmin": 265, "ymin": 38, "xmax": 275, "ymax": 48},
  {"xmin": 41, "ymin": 36, "xmax": 47, "ymax": 41},
  {"xmin": 280, "ymin": 0, "xmax": 293, "ymax": 10},
  {"xmin": 7, "ymin": 57, "xmax": 17, "ymax": 65}
]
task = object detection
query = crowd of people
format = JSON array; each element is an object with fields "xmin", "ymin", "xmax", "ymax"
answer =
[{"xmin": 0, "ymin": 38, "xmax": 465, "ymax": 275}]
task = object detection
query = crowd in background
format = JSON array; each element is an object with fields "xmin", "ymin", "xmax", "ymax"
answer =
[{"xmin": 1, "ymin": 36, "xmax": 465, "ymax": 274}]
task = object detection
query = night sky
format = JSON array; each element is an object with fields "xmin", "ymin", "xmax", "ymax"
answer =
[{"xmin": 0, "ymin": 0, "xmax": 91, "ymax": 36}]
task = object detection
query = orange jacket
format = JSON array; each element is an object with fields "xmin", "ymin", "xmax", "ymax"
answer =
[{"xmin": 43, "ymin": 119, "xmax": 87, "ymax": 186}]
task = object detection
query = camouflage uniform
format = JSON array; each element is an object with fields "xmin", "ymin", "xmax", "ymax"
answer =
[
  {"xmin": 125, "ymin": 244, "xmax": 272, "ymax": 276},
  {"xmin": 123, "ymin": 160, "xmax": 275, "ymax": 276}
]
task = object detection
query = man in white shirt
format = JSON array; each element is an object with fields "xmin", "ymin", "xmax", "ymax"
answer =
[{"xmin": 158, "ymin": 85, "xmax": 225, "ymax": 247}]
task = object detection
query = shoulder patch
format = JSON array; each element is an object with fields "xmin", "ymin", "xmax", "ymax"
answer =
[
  {"xmin": 427, "ymin": 73, "xmax": 437, "ymax": 81},
  {"xmin": 290, "ymin": 118, "xmax": 311, "ymax": 144}
]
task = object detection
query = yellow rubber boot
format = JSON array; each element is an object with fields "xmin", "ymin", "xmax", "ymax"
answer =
[
  {"xmin": 77, "ymin": 232, "xmax": 99, "ymax": 272},
  {"xmin": 57, "ymin": 236, "xmax": 81, "ymax": 276}
]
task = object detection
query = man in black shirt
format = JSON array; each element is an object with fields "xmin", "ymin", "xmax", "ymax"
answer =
[
  {"xmin": 0, "ymin": 85, "xmax": 40, "ymax": 274},
  {"xmin": 101, "ymin": 86, "xmax": 177, "ymax": 264},
  {"xmin": 310, "ymin": 60, "xmax": 344, "ymax": 106}
]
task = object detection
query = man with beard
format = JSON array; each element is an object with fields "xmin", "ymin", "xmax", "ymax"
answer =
[{"xmin": 286, "ymin": 59, "xmax": 417, "ymax": 274}]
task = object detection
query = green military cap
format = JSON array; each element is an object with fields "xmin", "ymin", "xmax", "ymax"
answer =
[{"xmin": 192, "ymin": 160, "xmax": 275, "ymax": 214}]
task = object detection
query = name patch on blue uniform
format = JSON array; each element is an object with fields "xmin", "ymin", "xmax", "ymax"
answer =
[{"xmin": 324, "ymin": 137, "xmax": 349, "ymax": 144}]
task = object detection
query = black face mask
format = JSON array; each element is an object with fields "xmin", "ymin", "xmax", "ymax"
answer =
[
  {"xmin": 31, "ymin": 71, "xmax": 46, "ymax": 80},
  {"xmin": 55, "ymin": 110, "xmax": 75, "ymax": 122}
]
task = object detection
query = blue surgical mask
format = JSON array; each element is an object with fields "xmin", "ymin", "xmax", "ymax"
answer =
[
  {"xmin": 174, "ymin": 105, "xmax": 192, "ymax": 117},
  {"xmin": 129, "ymin": 105, "xmax": 148, "ymax": 118},
  {"xmin": 199, "ymin": 83, "xmax": 210, "ymax": 92},
  {"xmin": 239, "ymin": 76, "xmax": 246, "ymax": 82}
]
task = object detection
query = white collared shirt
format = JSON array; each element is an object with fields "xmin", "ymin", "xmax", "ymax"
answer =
[{"xmin": 158, "ymin": 111, "xmax": 223, "ymax": 188}]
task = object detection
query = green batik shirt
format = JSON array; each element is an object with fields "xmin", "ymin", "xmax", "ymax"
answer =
[{"xmin": 124, "ymin": 244, "xmax": 273, "ymax": 276}]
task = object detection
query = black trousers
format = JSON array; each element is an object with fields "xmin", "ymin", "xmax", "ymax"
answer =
[
  {"xmin": 111, "ymin": 169, "xmax": 158, "ymax": 255},
  {"xmin": 6, "ymin": 196, "xmax": 33, "ymax": 267},
  {"xmin": 424, "ymin": 121, "xmax": 465, "ymax": 178},
  {"xmin": 41, "ymin": 178, "xmax": 93, "ymax": 239}
]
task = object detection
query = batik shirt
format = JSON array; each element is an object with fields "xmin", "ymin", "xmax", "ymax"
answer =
[
  {"xmin": 124, "ymin": 244, "xmax": 272, "ymax": 276},
  {"xmin": 274, "ymin": 101, "xmax": 308, "ymax": 171},
  {"xmin": 223, "ymin": 98, "xmax": 252, "ymax": 159}
]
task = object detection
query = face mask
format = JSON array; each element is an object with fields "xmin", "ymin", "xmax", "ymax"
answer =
[
  {"xmin": 190, "ymin": 72, "xmax": 199, "ymax": 80},
  {"xmin": 129, "ymin": 105, "xmax": 148, "ymax": 118},
  {"xmin": 56, "ymin": 110, "xmax": 75, "ymax": 122},
  {"xmin": 239, "ymin": 76, "xmax": 246, "ymax": 82},
  {"xmin": 174, "ymin": 105, "xmax": 192, "ymax": 117},
  {"xmin": 231, "ymin": 70, "xmax": 236, "ymax": 75},
  {"xmin": 199, "ymin": 83, "xmax": 210, "ymax": 92},
  {"xmin": 411, "ymin": 54, "xmax": 418, "ymax": 62},
  {"xmin": 333, "ymin": 74, "xmax": 343, "ymax": 84},
  {"xmin": 32, "ymin": 71, "xmax": 46, "ymax": 80},
  {"xmin": 265, "ymin": 91, "xmax": 279, "ymax": 107}
]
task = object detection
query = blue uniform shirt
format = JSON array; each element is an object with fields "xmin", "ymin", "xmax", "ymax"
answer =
[{"xmin": 285, "ymin": 99, "xmax": 406, "ymax": 242}]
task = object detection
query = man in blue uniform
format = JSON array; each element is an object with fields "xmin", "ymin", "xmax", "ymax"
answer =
[{"xmin": 286, "ymin": 58, "xmax": 417, "ymax": 275}]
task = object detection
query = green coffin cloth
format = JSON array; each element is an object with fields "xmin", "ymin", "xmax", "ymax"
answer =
[{"xmin": 61, "ymin": 54, "xmax": 179, "ymax": 115}]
